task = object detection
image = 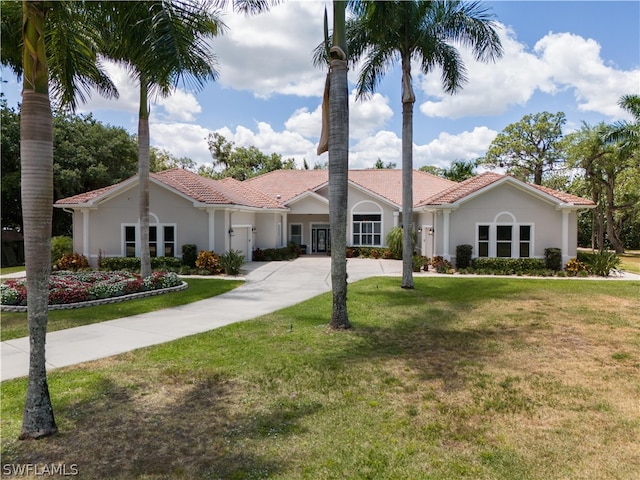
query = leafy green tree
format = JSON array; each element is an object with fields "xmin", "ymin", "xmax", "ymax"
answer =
[
  {"xmin": 419, "ymin": 165, "xmax": 444, "ymax": 177},
  {"xmin": 442, "ymin": 159, "xmax": 476, "ymax": 181},
  {"xmin": 100, "ymin": 0, "xmax": 224, "ymax": 278},
  {"xmin": 565, "ymin": 122, "xmax": 637, "ymax": 253},
  {"xmin": 150, "ymin": 147, "xmax": 197, "ymax": 173},
  {"xmin": 480, "ymin": 111, "xmax": 566, "ymax": 185},
  {"xmin": 1, "ymin": 100, "xmax": 22, "ymax": 230},
  {"xmin": 374, "ymin": 158, "xmax": 396, "ymax": 169},
  {"xmin": 1, "ymin": 0, "xmax": 118, "ymax": 440},
  {"xmin": 202, "ymin": 132, "xmax": 295, "ymax": 180},
  {"xmin": 346, "ymin": 0, "xmax": 503, "ymax": 288}
]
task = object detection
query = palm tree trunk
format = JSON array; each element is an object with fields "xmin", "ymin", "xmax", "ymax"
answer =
[
  {"xmin": 401, "ymin": 56, "xmax": 415, "ymax": 289},
  {"xmin": 328, "ymin": 1, "xmax": 350, "ymax": 330},
  {"xmin": 19, "ymin": 0, "xmax": 57, "ymax": 439},
  {"xmin": 138, "ymin": 82, "xmax": 152, "ymax": 278}
]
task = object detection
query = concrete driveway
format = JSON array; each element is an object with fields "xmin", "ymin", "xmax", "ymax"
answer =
[{"xmin": 1, "ymin": 257, "xmax": 402, "ymax": 381}]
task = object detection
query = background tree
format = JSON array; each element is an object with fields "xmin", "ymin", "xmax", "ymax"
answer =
[
  {"xmin": 605, "ymin": 94, "xmax": 640, "ymax": 161},
  {"xmin": 100, "ymin": 0, "xmax": 224, "ymax": 278},
  {"xmin": 479, "ymin": 111, "xmax": 566, "ymax": 185},
  {"xmin": 201, "ymin": 132, "xmax": 295, "ymax": 179},
  {"xmin": 419, "ymin": 165, "xmax": 444, "ymax": 177},
  {"xmin": 346, "ymin": 0, "xmax": 503, "ymax": 289},
  {"xmin": 1, "ymin": 105, "xmax": 139, "ymax": 235},
  {"xmin": 442, "ymin": 159, "xmax": 476, "ymax": 181},
  {"xmin": 1, "ymin": 0, "xmax": 117, "ymax": 440},
  {"xmin": 1, "ymin": 99, "xmax": 22, "ymax": 230},
  {"xmin": 150, "ymin": 147, "xmax": 197, "ymax": 173},
  {"xmin": 374, "ymin": 158, "xmax": 396, "ymax": 169}
]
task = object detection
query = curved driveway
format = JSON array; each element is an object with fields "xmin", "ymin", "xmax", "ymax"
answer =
[{"xmin": 1, "ymin": 257, "xmax": 402, "ymax": 381}]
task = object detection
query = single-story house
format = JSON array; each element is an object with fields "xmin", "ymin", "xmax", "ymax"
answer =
[{"xmin": 54, "ymin": 168, "xmax": 594, "ymax": 266}]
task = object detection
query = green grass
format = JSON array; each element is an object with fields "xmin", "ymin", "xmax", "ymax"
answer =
[
  {"xmin": 2, "ymin": 277, "xmax": 639, "ymax": 479},
  {"xmin": 620, "ymin": 250, "xmax": 640, "ymax": 274},
  {"xmin": 0, "ymin": 266, "xmax": 25, "ymax": 276},
  {"xmin": 0, "ymin": 278, "xmax": 242, "ymax": 341}
]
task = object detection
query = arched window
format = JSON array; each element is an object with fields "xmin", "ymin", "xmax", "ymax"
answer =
[{"xmin": 351, "ymin": 201, "xmax": 382, "ymax": 246}]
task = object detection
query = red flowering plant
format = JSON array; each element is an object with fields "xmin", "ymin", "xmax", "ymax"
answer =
[{"xmin": 0, "ymin": 271, "xmax": 182, "ymax": 307}]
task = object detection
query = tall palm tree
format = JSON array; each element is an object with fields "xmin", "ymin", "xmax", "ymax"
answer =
[
  {"xmin": 606, "ymin": 94, "xmax": 640, "ymax": 161},
  {"xmin": 348, "ymin": 0, "xmax": 503, "ymax": 288},
  {"xmin": 1, "ymin": 0, "xmax": 117, "ymax": 439},
  {"xmin": 327, "ymin": 1, "xmax": 351, "ymax": 329},
  {"xmin": 100, "ymin": 1, "xmax": 224, "ymax": 278}
]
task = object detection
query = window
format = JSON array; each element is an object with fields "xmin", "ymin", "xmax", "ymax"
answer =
[
  {"xmin": 519, "ymin": 225, "xmax": 531, "ymax": 258},
  {"xmin": 352, "ymin": 214, "xmax": 381, "ymax": 246},
  {"xmin": 476, "ymin": 222, "xmax": 533, "ymax": 259},
  {"xmin": 122, "ymin": 224, "xmax": 176, "ymax": 258},
  {"xmin": 149, "ymin": 226, "xmax": 158, "ymax": 258},
  {"xmin": 478, "ymin": 225, "xmax": 489, "ymax": 257},
  {"xmin": 125, "ymin": 226, "xmax": 136, "ymax": 257},
  {"xmin": 290, "ymin": 224, "xmax": 302, "ymax": 246},
  {"xmin": 164, "ymin": 226, "xmax": 175, "ymax": 257},
  {"xmin": 496, "ymin": 225, "xmax": 512, "ymax": 257}
]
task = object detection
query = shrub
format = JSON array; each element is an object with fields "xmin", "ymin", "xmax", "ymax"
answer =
[
  {"xmin": 181, "ymin": 244, "xmax": 198, "ymax": 267},
  {"xmin": 151, "ymin": 257, "xmax": 182, "ymax": 272},
  {"xmin": 386, "ymin": 227, "xmax": 403, "ymax": 259},
  {"xmin": 431, "ymin": 256, "xmax": 453, "ymax": 273},
  {"xmin": 252, "ymin": 246, "xmax": 299, "ymax": 261},
  {"xmin": 564, "ymin": 257, "xmax": 588, "ymax": 276},
  {"xmin": 219, "ymin": 249, "xmax": 245, "ymax": 275},
  {"xmin": 412, "ymin": 255, "xmax": 428, "ymax": 272},
  {"xmin": 580, "ymin": 250, "xmax": 620, "ymax": 277},
  {"xmin": 195, "ymin": 250, "xmax": 221, "ymax": 274},
  {"xmin": 51, "ymin": 236, "xmax": 73, "ymax": 264},
  {"xmin": 456, "ymin": 244, "xmax": 473, "ymax": 269},
  {"xmin": 472, "ymin": 258, "xmax": 546, "ymax": 275},
  {"xmin": 383, "ymin": 249, "xmax": 393, "ymax": 259},
  {"xmin": 544, "ymin": 248, "xmax": 563, "ymax": 271},
  {"xmin": 57, "ymin": 252, "xmax": 90, "ymax": 271},
  {"xmin": 101, "ymin": 257, "xmax": 141, "ymax": 271},
  {"xmin": 370, "ymin": 248, "xmax": 380, "ymax": 259}
]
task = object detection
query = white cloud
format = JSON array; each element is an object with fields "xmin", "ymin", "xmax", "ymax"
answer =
[
  {"xmin": 214, "ymin": 1, "xmax": 330, "ymax": 98},
  {"xmin": 77, "ymin": 61, "xmax": 140, "ymax": 114},
  {"xmin": 150, "ymin": 122, "xmax": 212, "ymax": 165},
  {"xmin": 533, "ymin": 32, "xmax": 640, "ymax": 118},
  {"xmin": 155, "ymin": 89, "xmax": 202, "ymax": 122},
  {"xmin": 419, "ymin": 25, "xmax": 638, "ymax": 121},
  {"xmin": 419, "ymin": 25, "xmax": 555, "ymax": 118}
]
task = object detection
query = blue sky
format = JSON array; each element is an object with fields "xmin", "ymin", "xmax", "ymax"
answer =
[{"xmin": 1, "ymin": 1, "xmax": 639, "ymax": 171}]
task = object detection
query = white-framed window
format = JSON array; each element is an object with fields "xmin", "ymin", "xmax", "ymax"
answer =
[
  {"xmin": 289, "ymin": 224, "xmax": 303, "ymax": 246},
  {"xmin": 476, "ymin": 221, "xmax": 533, "ymax": 259},
  {"xmin": 122, "ymin": 224, "xmax": 177, "ymax": 257},
  {"xmin": 352, "ymin": 214, "xmax": 382, "ymax": 246}
]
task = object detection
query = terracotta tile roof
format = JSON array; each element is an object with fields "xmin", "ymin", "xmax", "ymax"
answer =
[
  {"xmin": 55, "ymin": 180, "xmax": 128, "ymax": 205},
  {"xmin": 422, "ymin": 172, "xmax": 595, "ymax": 206},
  {"xmin": 245, "ymin": 169, "xmax": 329, "ymax": 203},
  {"xmin": 55, "ymin": 168, "xmax": 594, "ymax": 210},
  {"xmin": 55, "ymin": 168, "xmax": 286, "ymax": 209},
  {"xmin": 348, "ymin": 169, "xmax": 457, "ymax": 206},
  {"xmin": 246, "ymin": 169, "xmax": 457, "ymax": 207}
]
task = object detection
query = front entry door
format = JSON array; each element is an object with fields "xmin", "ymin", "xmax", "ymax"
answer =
[{"xmin": 312, "ymin": 227, "xmax": 331, "ymax": 253}]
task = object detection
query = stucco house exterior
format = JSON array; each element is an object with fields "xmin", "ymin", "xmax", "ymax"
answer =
[{"xmin": 54, "ymin": 168, "xmax": 594, "ymax": 267}]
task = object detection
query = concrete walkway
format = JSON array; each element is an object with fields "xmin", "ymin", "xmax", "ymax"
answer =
[
  {"xmin": 2, "ymin": 257, "xmax": 638, "ymax": 382},
  {"xmin": 0, "ymin": 257, "xmax": 402, "ymax": 381}
]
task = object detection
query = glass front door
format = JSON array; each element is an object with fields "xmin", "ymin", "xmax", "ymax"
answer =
[{"xmin": 312, "ymin": 225, "xmax": 331, "ymax": 253}]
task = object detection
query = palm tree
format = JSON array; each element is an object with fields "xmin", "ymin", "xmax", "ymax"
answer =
[
  {"xmin": 327, "ymin": 1, "xmax": 351, "ymax": 329},
  {"xmin": 348, "ymin": 0, "xmax": 503, "ymax": 288},
  {"xmin": 100, "ymin": 1, "xmax": 225, "ymax": 278},
  {"xmin": 1, "ymin": 0, "xmax": 117, "ymax": 439},
  {"xmin": 606, "ymin": 94, "xmax": 640, "ymax": 160}
]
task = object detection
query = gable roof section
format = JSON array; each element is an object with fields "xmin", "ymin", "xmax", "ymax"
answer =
[
  {"xmin": 246, "ymin": 169, "xmax": 457, "ymax": 208},
  {"xmin": 421, "ymin": 172, "xmax": 595, "ymax": 208},
  {"xmin": 245, "ymin": 169, "xmax": 329, "ymax": 203},
  {"xmin": 55, "ymin": 168, "xmax": 286, "ymax": 209}
]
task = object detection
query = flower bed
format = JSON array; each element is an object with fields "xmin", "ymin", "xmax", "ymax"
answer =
[{"xmin": 0, "ymin": 271, "xmax": 184, "ymax": 309}]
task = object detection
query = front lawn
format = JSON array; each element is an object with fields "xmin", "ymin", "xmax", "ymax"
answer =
[
  {"xmin": 0, "ymin": 278, "xmax": 243, "ymax": 341},
  {"xmin": 2, "ymin": 277, "xmax": 638, "ymax": 479}
]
